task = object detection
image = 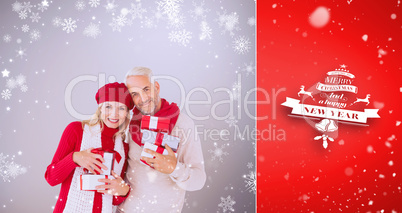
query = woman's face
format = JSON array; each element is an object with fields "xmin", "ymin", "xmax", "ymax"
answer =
[{"xmin": 100, "ymin": 101, "xmax": 128, "ymax": 129}]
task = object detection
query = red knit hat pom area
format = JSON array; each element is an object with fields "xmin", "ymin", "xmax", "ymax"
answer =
[{"xmin": 95, "ymin": 82, "xmax": 134, "ymax": 110}]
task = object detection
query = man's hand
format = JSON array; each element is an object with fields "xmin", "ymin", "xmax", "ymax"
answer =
[
  {"xmin": 141, "ymin": 145, "xmax": 177, "ymax": 174},
  {"xmin": 73, "ymin": 147, "xmax": 107, "ymax": 174},
  {"xmin": 96, "ymin": 171, "xmax": 130, "ymax": 196}
]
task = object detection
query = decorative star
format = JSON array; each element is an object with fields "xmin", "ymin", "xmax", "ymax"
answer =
[
  {"xmin": 340, "ymin": 64, "xmax": 347, "ymax": 69},
  {"xmin": 2, "ymin": 69, "xmax": 10, "ymax": 77}
]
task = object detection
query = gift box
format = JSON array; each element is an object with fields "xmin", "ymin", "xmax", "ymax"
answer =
[
  {"xmin": 84, "ymin": 148, "xmax": 122, "ymax": 175},
  {"xmin": 140, "ymin": 143, "xmax": 177, "ymax": 168},
  {"xmin": 141, "ymin": 129, "xmax": 180, "ymax": 151},
  {"xmin": 141, "ymin": 115, "xmax": 170, "ymax": 133},
  {"xmin": 78, "ymin": 174, "xmax": 114, "ymax": 191}
]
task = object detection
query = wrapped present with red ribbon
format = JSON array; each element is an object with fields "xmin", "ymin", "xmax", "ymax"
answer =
[
  {"xmin": 141, "ymin": 129, "xmax": 180, "ymax": 152},
  {"xmin": 140, "ymin": 143, "xmax": 177, "ymax": 169},
  {"xmin": 83, "ymin": 148, "xmax": 122, "ymax": 175},
  {"xmin": 78, "ymin": 174, "xmax": 114, "ymax": 191},
  {"xmin": 141, "ymin": 115, "xmax": 170, "ymax": 133}
]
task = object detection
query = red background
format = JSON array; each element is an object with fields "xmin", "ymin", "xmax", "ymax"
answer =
[{"xmin": 257, "ymin": 0, "xmax": 401, "ymax": 212}]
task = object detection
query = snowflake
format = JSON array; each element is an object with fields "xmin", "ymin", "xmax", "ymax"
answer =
[
  {"xmin": 37, "ymin": 0, "xmax": 49, "ymax": 12},
  {"xmin": 199, "ymin": 21, "xmax": 212, "ymax": 40},
  {"xmin": 30, "ymin": 12, "xmax": 41, "ymax": 22},
  {"xmin": 218, "ymin": 195, "xmax": 236, "ymax": 212},
  {"xmin": 15, "ymin": 74, "xmax": 26, "ymax": 86},
  {"xmin": 217, "ymin": 11, "xmax": 240, "ymax": 36},
  {"xmin": 129, "ymin": 3, "xmax": 147, "ymax": 20},
  {"xmin": 246, "ymin": 162, "xmax": 254, "ymax": 169},
  {"xmin": 6, "ymin": 78, "xmax": 18, "ymax": 90},
  {"xmin": 247, "ymin": 16, "xmax": 256, "ymax": 26},
  {"xmin": 142, "ymin": 17, "xmax": 156, "ymax": 28},
  {"xmin": 109, "ymin": 19, "xmax": 122, "ymax": 32},
  {"xmin": 3, "ymin": 34, "xmax": 12, "ymax": 43},
  {"xmin": 242, "ymin": 62, "xmax": 256, "ymax": 76},
  {"xmin": 21, "ymin": 24, "xmax": 29, "ymax": 32},
  {"xmin": 243, "ymin": 171, "xmax": 256, "ymax": 194},
  {"xmin": 22, "ymin": 2, "xmax": 33, "ymax": 13},
  {"xmin": 12, "ymin": 1, "xmax": 24, "ymax": 12},
  {"xmin": 104, "ymin": 0, "xmax": 118, "ymax": 13},
  {"xmin": 52, "ymin": 17, "xmax": 62, "ymax": 27},
  {"xmin": 62, "ymin": 18, "xmax": 78, "ymax": 33},
  {"xmin": 168, "ymin": 29, "xmax": 192, "ymax": 46},
  {"xmin": 156, "ymin": 0, "xmax": 183, "ymax": 19},
  {"xmin": 0, "ymin": 153, "xmax": 27, "ymax": 182},
  {"xmin": 115, "ymin": 14, "xmax": 128, "ymax": 26},
  {"xmin": 89, "ymin": 0, "xmax": 100, "ymax": 8},
  {"xmin": 208, "ymin": 142, "xmax": 229, "ymax": 162},
  {"xmin": 83, "ymin": 22, "xmax": 101, "ymax": 38},
  {"xmin": 225, "ymin": 115, "xmax": 238, "ymax": 127},
  {"xmin": 1, "ymin": 89, "xmax": 12, "ymax": 100},
  {"xmin": 232, "ymin": 36, "xmax": 251, "ymax": 54},
  {"xmin": 75, "ymin": 0, "xmax": 86, "ymax": 11},
  {"xmin": 20, "ymin": 85, "xmax": 28, "ymax": 92},
  {"xmin": 189, "ymin": 1, "xmax": 209, "ymax": 21},
  {"xmin": 167, "ymin": 13, "xmax": 185, "ymax": 29},
  {"xmin": 18, "ymin": 10, "xmax": 28, "ymax": 19},
  {"xmin": 29, "ymin": 29, "xmax": 41, "ymax": 40},
  {"xmin": 16, "ymin": 47, "xmax": 27, "ymax": 59},
  {"xmin": 232, "ymin": 81, "xmax": 241, "ymax": 100}
]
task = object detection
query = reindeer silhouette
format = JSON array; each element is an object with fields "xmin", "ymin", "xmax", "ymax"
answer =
[
  {"xmin": 351, "ymin": 94, "xmax": 370, "ymax": 106},
  {"xmin": 297, "ymin": 85, "xmax": 315, "ymax": 100}
]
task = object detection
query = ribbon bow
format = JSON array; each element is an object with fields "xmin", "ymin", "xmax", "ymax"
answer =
[{"xmin": 91, "ymin": 147, "xmax": 122, "ymax": 163}]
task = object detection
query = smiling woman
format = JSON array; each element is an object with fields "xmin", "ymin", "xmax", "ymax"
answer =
[{"xmin": 44, "ymin": 82, "xmax": 134, "ymax": 213}]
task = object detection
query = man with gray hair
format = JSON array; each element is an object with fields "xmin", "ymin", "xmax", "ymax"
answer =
[{"xmin": 117, "ymin": 67, "xmax": 206, "ymax": 212}]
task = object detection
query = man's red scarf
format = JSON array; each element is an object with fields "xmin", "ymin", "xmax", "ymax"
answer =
[{"xmin": 129, "ymin": 98, "xmax": 180, "ymax": 147}]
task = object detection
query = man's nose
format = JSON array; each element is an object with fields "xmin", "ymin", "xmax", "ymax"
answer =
[{"xmin": 139, "ymin": 91, "xmax": 148, "ymax": 102}]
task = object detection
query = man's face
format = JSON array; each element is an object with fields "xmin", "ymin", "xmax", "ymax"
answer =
[{"xmin": 126, "ymin": 75, "xmax": 160, "ymax": 115}]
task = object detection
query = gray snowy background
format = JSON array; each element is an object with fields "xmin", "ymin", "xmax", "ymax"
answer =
[{"xmin": 0, "ymin": 0, "xmax": 256, "ymax": 212}]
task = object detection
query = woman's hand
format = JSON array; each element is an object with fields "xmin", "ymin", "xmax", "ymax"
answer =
[
  {"xmin": 96, "ymin": 171, "xmax": 130, "ymax": 196},
  {"xmin": 73, "ymin": 147, "xmax": 107, "ymax": 174}
]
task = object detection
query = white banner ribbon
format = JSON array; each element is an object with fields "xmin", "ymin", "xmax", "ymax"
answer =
[
  {"xmin": 281, "ymin": 97, "xmax": 380, "ymax": 123},
  {"xmin": 316, "ymin": 82, "xmax": 358, "ymax": 94}
]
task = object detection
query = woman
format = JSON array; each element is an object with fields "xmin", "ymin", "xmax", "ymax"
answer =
[{"xmin": 45, "ymin": 82, "xmax": 134, "ymax": 213}]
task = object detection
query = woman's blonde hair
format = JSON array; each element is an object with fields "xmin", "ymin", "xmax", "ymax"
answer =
[{"xmin": 81, "ymin": 103, "xmax": 131, "ymax": 141}]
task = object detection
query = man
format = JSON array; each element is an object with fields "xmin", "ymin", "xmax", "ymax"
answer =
[{"xmin": 117, "ymin": 67, "xmax": 206, "ymax": 213}]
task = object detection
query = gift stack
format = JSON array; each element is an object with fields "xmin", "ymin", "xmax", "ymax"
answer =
[
  {"xmin": 78, "ymin": 148, "xmax": 121, "ymax": 191},
  {"xmin": 139, "ymin": 115, "xmax": 180, "ymax": 168}
]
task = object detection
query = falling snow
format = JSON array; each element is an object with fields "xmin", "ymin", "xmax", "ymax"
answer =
[
  {"xmin": 75, "ymin": 0, "xmax": 86, "ymax": 11},
  {"xmin": 30, "ymin": 12, "xmax": 40, "ymax": 22},
  {"xmin": 244, "ymin": 171, "xmax": 256, "ymax": 194},
  {"xmin": 21, "ymin": 24, "xmax": 29, "ymax": 32},
  {"xmin": 89, "ymin": 0, "xmax": 100, "ymax": 8},
  {"xmin": 189, "ymin": 1, "xmax": 209, "ymax": 21},
  {"xmin": 232, "ymin": 36, "xmax": 251, "ymax": 54},
  {"xmin": 61, "ymin": 18, "xmax": 78, "ymax": 33},
  {"xmin": 225, "ymin": 115, "xmax": 238, "ymax": 127},
  {"xmin": 3, "ymin": 34, "xmax": 12, "ymax": 43},
  {"xmin": 0, "ymin": 153, "xmax": 27, "ymax": 182},
  {"xmin": 37, "ymin": 0, "xmax": 49, "ymax": 12},
  {"xmin": 29, "ymin": 29, "xmax": 41, "ymax": 40},
  {"xmin": 168, "ymin": 29, "xmax": 192, "ymax": 46},
  {"xmin": 103, "ymin": 0, "xmax": 118, "ymax": 13},
  {"xmin": 52, "ymin": 17, "xmax": 62, "ymax": 27},
  {"xmin": 1, "ymin": 89, "xmax": 12, "ymax": 100},
  {"xmin": 156, "ymin": 0, "xmax": 183, "ymax": 18},
  {"xmin": 199, "ymin": 21, "xmax": 212, "ymax": 40},
  {"xmin": 16, "ymin": 47, "xmax": 27, "ymax": 59},
  {"xmin": 217, "ymin": 11, "xmax": 240, "ymax": 36},
  {"xmin": 218, "ymin": 195, "xmax": 236, "ymax": 212},
  {"xmin": 12, "ymin": 1, "xmax": 24, "ymax": 12},
  {"xmin": 83, "ymin": 22, "xmax": 101, "ymax": 38},
  {"xmin": 242, "ymin": 62, "xmax": 256, "ymax": 76},
  {"xmin": 129, "ymin": 3, "xmax": 147, "ymax": 20},
  {"xmin": 168, "ymin": 13, "xmax": 186, "ymax": 29},
  {"xmin": 20, "ymin": 85, "xmax": 28, "ymax": 92},
  {"xmin": 247, "ymin": 16, "xmax": 256, "ymax": 26},
  {"xmin": 208, "ymin": 142, "xmax": 229, "ymax": 162}
]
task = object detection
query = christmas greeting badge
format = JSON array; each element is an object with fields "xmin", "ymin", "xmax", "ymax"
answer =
[{"xmin": 281, "ymin": 65, "xmax": 380, "ymax": 148}]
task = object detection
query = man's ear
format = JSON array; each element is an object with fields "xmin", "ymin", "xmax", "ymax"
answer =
[{"xmin": 154, "ymin": 81, "xmax": 160, "ymax": 93}]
